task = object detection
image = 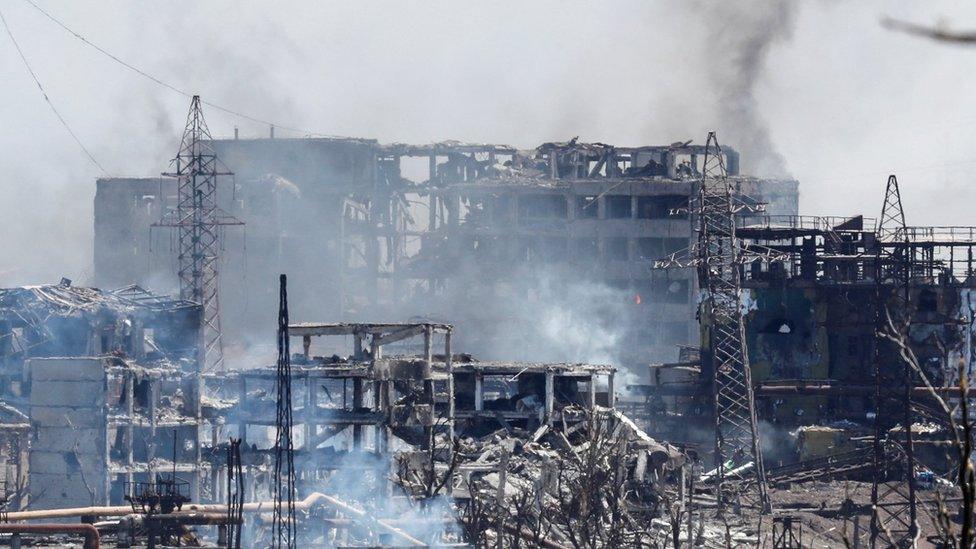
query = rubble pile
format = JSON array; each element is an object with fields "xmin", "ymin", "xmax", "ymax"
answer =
[{"xmin": 395, "ymin": 408, "xmax": 694, "ymax": 548}]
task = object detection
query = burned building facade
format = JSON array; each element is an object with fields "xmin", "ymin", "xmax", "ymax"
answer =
[
  {"xmin": 0, "ymin": 302, "xmax": 665, "ymax": 547},
  {"xmin": 0, "ymin": 283, "xmax": 201, "ymax": 399},
  {"xmin": 0, "ymin": 283, "xmax": 207, "ymax": 509},
  {"xmin": 207, "ymin": 321, "xmax": 616, "ymax": 480},
  {"xmin": 640, "ymin": 214, "xmax": 976, "ymax": 464},
  {"xmin": 0, "ymin": 281, "xmax": 632, "ymax": 546},
  {"xmin": 396, "ymin": 140, "xmax": 797, "ymax": 368},
  {"xmin": 93, "ymin": 135, "xmax": 798, "ymax": 374}
]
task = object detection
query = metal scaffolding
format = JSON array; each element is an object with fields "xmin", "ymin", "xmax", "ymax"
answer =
[{"xmin": 154, "ymin": 95, "xmax": 242, "ymax": 372}]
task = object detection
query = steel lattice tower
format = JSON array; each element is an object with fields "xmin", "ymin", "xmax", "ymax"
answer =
[
  {"xmin": 272, "ymin": 274, "xmax": 297, "ymax": 548},
  {"xmin": 155, "ymin": 96, "xmax": 241, "ymax": 372},
  {"xmin": 870, "ymin": 175, "xmax": 918, "ymax": 547},
  {"xmin": 697, "ymin": 132, "xmax": 770, "ymax": 512}
]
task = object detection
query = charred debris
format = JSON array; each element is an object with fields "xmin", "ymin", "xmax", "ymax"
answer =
[
  {"xmin": 0, "ymin": 284, "xmax": 695, "ymax": 547},
  {"xmin": 4, "ymin": 216, "xmax": 975, "ymax": 548},
  {"xmin": 0, "ymin": 99, "xmax": 973, "ymax": 547}
]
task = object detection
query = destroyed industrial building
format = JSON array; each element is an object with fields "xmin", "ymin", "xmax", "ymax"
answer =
[
  {"xmin": 93, "ymin": 131, "xmax": 798, "ymax": 371},
  {"xmin": 0, "ymin": 93, "xmax": 971, "ymax": 549}
]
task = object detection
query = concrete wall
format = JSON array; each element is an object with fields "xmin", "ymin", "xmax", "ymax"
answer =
[
  {"xmin": 93, "ymin": 177, "xmax": 171, "ymax": 289},
  {"xmin": 93, "ymin": 138, "xmax": 379, "ymax": 350},
  {"xmin": 28, "ymin": 358, "xmax": 107, "ymax": 508}
]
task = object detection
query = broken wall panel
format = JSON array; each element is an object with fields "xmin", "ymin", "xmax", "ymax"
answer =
[{"xmin": 28, "ymin": 357, "xmax": 108, "ymax": 508}]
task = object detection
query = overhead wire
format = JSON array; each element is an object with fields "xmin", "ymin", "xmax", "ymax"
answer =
[
  {"xmin": 20, "ymin": 0, "xmax": 976, "ymax": 192},
  {"xmin": 21, "ymin": 0, "xmax": 340, "ymax": 138},
  {"xmin": 0, "ymin": 5, "xmax": 107, "ymax": 173}
]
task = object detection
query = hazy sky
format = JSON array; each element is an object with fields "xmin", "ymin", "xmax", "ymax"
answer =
[{"xmin": 1, "ymin": 1, "xmax": 975, "ymax": 285}]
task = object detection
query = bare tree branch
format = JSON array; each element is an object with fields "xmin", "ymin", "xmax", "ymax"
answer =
[{"xmin": 882, "ymin": 16, "xmax": 976, "ymax": 44}]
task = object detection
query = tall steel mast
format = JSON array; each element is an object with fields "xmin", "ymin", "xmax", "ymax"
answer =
[{"xmin": 155, "ymin": 96, "xmax": 242, "ymax": 372}]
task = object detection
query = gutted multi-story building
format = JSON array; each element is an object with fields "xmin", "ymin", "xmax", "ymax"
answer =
[
  {"xmin": 28, "ymin": 355, "xmax": 206, "ymax": 509},
  {"xmin": 93, "ymin": 134, "xmax": 798, "ymax": 376},
  {"xmin": 393, "ymin": 140, "xmax": 797, "ymax": 370},
  {"xmin": 0, "ymin": 282, "xmax": 208, "ymax": 509}
]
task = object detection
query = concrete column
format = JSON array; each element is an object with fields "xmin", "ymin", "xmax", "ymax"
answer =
[
  {"xmin": 370, "ymin": 337, "xmax": 382, "ymax": 360},
  {"xmin": 125, "ymin": 372, "xmax": 134, "ymax": 493},
  {"xmin": 147, "ymin": 375, "xmax": 159, "ymax": 488},
  {"xmin": 237, "ymin": 376, "xmax": 247, "ymax": 443},
  {"xmin": 428, "ymin": 193, "xmax": 438, "ymax": 234},
  {"xmin": 544, "ymin": 372, "xmax": 555, "ymax": 426},
  {"xmin": 304, "ymin": 374, "xmax": 314, "ymax": 450},
  {"xmin": 474, "ymin": 373, "xmax": 483, "ymax": 412},
  {"xmin": 383, "ymin": 380, "xmax": 395, "ymax": 453},
  {"xmin": 445, "ymin": 330, "xmax": 454, "ymax": 444},
  {"xmin": 449, "ymin": 195, "xmax": 461, "ymax": 227},
  {"xmin": 445, "ymin": 329, "xmax": 455, "ymax": 495},
  {"xmin": 352, "ymin": 379, "xmax": 363, "ymax": 450},
  {"xmin": 374, "ymin": 380, "xmax": 385, "ymax": 454},
  {"xmin": 588, "ymin": 375, "xmax": 597, "ymax": 409},
  {"xmin": 210, "ymin": 424, "xmax": 220, "ymax": 504},
  {"xmin": 422, "ymin": 326, "xmax": 434, "ymax": 452}
]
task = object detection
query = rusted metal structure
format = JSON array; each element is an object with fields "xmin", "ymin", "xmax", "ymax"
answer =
[{"xmin": 225, "ymin": 438, "xmax": 244, "ymax": 549}]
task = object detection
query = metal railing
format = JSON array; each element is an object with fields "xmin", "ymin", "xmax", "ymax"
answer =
[
  {"xmin": 740, "ymin": 215, "xmax": 875, "ymax": 232},
  {"xmin": 888, "ymin": 225, "xmax": 976, "ymax": 244}
]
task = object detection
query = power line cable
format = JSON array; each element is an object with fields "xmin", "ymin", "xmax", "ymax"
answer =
[
  {"xmin": 0, "ymin": 5, "xmax": 107, "ymax": 173},
  {"xmin": 22, "ymin": 0, "xmax": 338, "ymax": 138}
]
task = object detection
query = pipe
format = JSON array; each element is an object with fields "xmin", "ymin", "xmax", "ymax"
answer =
[
  {"xmin": 3, "ymin": 505, "xmax": 142, "ymax": 522},
  {"xmin": 0, "ymin": 524, "xmax": 99, "ymax": 549},
  {"xmin": 303, "ymin": 493, "xmax": 426, "ymax": 547},
  {"xmin": 2, "ymin": 493, "xmax": 425, "ymax": 547},
  {"xmin": 186, "ymin": 493, "xmax": 423, "ymax": 545},
  {"xmin": 1, "ymin": 492, "xmax": 320, "ymax": 521},
  {"xmin": 141, "ymin": 512, "xmax": 241, "ymax": 526}
]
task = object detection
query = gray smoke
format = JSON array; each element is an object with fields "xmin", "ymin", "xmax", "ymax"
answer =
[
  {"xmin": 698, "ymin": 0, "xmax": 797, "ymax": 178},
  {"xmin": 402, "ymin": 262, "xmax": 642, "ymax": 380}
]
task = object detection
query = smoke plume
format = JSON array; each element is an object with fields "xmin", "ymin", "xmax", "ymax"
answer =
[{"xmin": 698, "ymin": 0, "xmax": 797, "ymax": 178}]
